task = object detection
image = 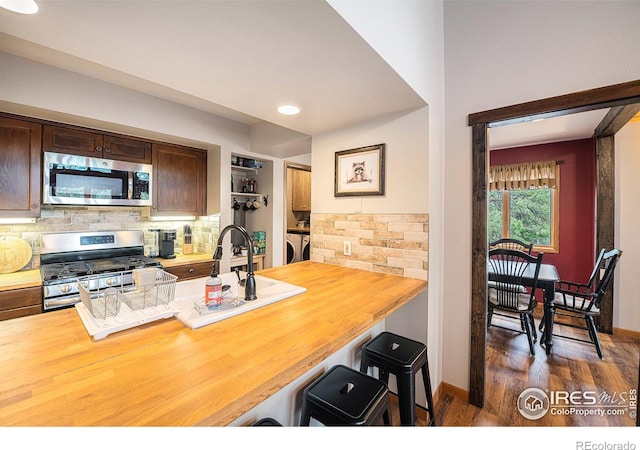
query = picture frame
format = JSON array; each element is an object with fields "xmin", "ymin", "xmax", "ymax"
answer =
[{"xmin": 334, "ymin": 144, "xmax": 385, "ymax": 197}]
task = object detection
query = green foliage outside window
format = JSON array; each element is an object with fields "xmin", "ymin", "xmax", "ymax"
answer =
[{"xmin": 489, "ymin": 188, "xmax": 552, "ymax": 246}]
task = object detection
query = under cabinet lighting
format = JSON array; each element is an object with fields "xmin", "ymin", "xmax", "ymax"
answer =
[
  {"xmin": 149, "ymin": 216, "xmax": 196, "ymax": 222},
  {"xmin": 0, "ymin": 0, "xmax": 38, "ymax": 14},
  {"xmin": 0, "ymin": 217, "xmax": 36, "ymax": 224}
]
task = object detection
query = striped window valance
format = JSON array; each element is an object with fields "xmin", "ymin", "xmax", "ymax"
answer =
[{"xmin": 489, "ymin": 160, "xmax": 558, "ymax": 191}]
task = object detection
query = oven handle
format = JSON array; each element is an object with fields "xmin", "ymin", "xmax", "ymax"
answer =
[{"xmin": 44, "ymin": 296, "xmax": 80, "ymax": 310}]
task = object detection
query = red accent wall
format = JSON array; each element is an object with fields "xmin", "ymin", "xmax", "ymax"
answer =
[{"xmin": 490, "ymin": 138, "xmax": 596, "ymax": 283}]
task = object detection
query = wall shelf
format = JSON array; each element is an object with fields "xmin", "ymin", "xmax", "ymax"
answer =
[{"xmin": 231, "ymin": 192, "xmax": 260, "ymax": 198}]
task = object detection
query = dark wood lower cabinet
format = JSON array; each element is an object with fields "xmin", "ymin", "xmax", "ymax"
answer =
[
  {"xmin": 0, "ymin": 286, "xmax": 42, "ymax": 321},
  {"xmin": 164, "ymin": 261, "xmax": 213, "ymax": 281}
]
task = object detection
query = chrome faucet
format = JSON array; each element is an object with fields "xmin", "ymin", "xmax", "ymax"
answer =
[{"xmin": 213, "ymin": 224, "xmax": 257, "ymax": 301}]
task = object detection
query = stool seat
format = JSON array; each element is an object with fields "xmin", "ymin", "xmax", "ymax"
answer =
[
  {"xmin": 360, "ymin": 332, "xmax": 436, "ymax": 426},
  {"xmin": 300, "ymin": 364, "xmax": 392, "ymax": 426}
]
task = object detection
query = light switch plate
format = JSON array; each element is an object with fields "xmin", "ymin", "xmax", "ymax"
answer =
[{"xmin": 343, "ymin": 240, "xmax": 352, "ymax": 256}]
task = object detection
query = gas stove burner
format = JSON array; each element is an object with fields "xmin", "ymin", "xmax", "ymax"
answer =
[
  {"xmin": 40, "ymin": 262, "xmax": 91, "ymax": 281},
  {"xmin": 117, "ymin": 256, "xmax": 161, "ymax": 271}
]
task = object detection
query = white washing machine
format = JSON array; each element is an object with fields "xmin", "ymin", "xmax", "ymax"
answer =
[
  {"xmin": 286, "ymin": 233, "xmax": 302, "ymax": 264},
  {"xmin": 301, "ymin": 234, "xmax": 310, "ymax": 261}
]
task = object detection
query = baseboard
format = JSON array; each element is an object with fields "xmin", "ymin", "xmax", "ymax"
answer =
[
  {"xmin": 438, "ymin": 381, "xmax": 469, "ymax": 403},
  {"xmin": 613, "ymin": 327, "xmax": 640, "ymax": 339},
  {"xmin": 388, "ymin": 381, "xmax": 470, "ymax": 423}
]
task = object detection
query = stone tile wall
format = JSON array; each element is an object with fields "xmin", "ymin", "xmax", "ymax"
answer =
[
  {"xmin": 310, "ymin": 213, "xmax": 428, "ymax": 280},
  {"xmin": 0, "ymin": 206, "xmax": 220, "ymax": 271}
]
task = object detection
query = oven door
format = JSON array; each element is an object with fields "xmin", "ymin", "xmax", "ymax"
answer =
[{"xmin": 43, "ymin": 152, "xmax": 152, "ymax": 206}]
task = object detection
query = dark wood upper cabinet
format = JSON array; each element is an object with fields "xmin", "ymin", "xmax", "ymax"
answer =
[
  {"xmin": 152, "ymin": 143, "xmax": 207, "ymax": 216},
  {"xmin": 0, "ymin": 116, "xmax": 42, "ymax": 217},
  {"xmin": 43, "ymin": 125, "xmax": 151, "ymax": 164}
]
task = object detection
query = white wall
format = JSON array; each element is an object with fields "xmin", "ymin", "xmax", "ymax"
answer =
[
  {"xmin": 443, "ymin": 0, "xmax": 640, "ymax": 390},
  {"xmin": 318, "ymin": 0, "xmax": 445, "ymax": 396},
  {"xmin": 614, "ymin": 121, "xmax": 640, "ymax": 332}
]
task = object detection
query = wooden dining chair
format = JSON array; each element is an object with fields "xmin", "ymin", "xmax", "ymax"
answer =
[
  {"xmin": 489, "ymin": 238, "xmax": 534, "ymax": 254},
  {"xmin": 487, "ymin": 248, "xmax": 543, "ymax": 356},
  {"xmin": 542, "ymin": 248, "xmax": 622, "ymax": 359}
]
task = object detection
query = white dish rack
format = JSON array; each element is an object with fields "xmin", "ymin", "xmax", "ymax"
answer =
[{"xmin": 75, "ymin": 269, "xmax": 179, "ymax": 339}]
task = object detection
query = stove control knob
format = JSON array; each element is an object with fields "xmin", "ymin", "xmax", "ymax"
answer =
[
  {"xmin": 61, "ymin": 284, "xmax": 73, "ymax": 294},
  {"xmin": 106, "ymin": 277, "xmax": 116, "ymax": 286}
]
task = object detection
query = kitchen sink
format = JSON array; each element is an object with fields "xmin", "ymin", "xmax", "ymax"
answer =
[{"xmin": 173, "ymin": 271, "xmax": 306, "ymax": 329}]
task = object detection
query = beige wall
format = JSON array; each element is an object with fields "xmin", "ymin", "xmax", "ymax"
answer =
[
  {"xmin": 312, "ymin": 108, "xmax": 429, "ymax": 214},
  {"xmin": 615, "ymin": 121, "xmax": 640, "ymax": 332}
]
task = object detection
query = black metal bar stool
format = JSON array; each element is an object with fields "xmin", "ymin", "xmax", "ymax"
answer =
[
  {"xmin": 300, "ymin": 364, "xmax": 392, "ymax": 426},
  {"xmin": 360, "ymin": 331, "xmax": 436, "ymax": 426}
]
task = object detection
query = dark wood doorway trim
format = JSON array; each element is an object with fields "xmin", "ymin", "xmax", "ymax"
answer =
[{"xmin": 467, "ymin": 79, "xmax": 640, "ymax": 407}]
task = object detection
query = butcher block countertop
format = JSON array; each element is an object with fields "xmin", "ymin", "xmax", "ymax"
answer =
[
  {"xmin": 0, "ymin": 269, "xmax": 41, "ymax": 291},
  {"xmin": 0, "ymin": 261, "xmax": 427, "ymax": 426}
]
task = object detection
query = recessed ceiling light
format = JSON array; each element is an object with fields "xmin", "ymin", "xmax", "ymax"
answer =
[
  {"xmin": 0, "ymin": 0, "xmax": 38, "ymax": 14},
  {"xmin": 278, "ymin": 105, "xmax": 300, "ymax": 115}
]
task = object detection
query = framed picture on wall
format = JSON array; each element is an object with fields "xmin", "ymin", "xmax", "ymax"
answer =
[{"xmin": 334, "ymin": 144, "xmax": 385, "ymax": 197}]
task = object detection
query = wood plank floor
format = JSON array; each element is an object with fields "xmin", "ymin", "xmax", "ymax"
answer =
[{"xmin": 414, "ymin": 309, "xmax": 639, "ymax": 427}]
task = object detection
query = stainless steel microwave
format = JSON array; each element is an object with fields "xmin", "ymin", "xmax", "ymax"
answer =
[{"xmin": 43, "ymin": 152, "xmax": 152, "ymax": 206}]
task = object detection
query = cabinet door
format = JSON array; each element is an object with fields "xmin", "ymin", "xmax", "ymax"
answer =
[
  {"xmin": 291, "ymin": 169, "xmax": 311, "ymax": 211},
  {"xmin": 152, "ymin": 143, "xmax": 207, "ymax": 216},
  {"xmin": 43, "ymin": 125, "xmax": 103, "ymax": 157},
  {"xmin": 104, "ymin": 135, "xmax": 152, "ymax": 164},
  {"xmin": 0, "ymin": 117, "xmax": 42, "ymax": 217}
]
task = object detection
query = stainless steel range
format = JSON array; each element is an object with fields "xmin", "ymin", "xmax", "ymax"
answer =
[{"xmin": 40, "ymin": 230, "xmax": 162, "ymax": 311}]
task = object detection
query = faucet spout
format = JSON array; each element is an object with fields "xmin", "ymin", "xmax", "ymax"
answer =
[{"xmin": 213, "ymin": 224, "xmax": 257, "ymax": 301}]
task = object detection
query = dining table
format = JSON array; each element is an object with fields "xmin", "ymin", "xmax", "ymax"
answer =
[{"xmin": 488, "ymin": 260, "xmax": 560, "ymax": 354}]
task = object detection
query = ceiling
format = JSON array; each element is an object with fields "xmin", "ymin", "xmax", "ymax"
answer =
[
  {"xmin": 0, "ymin": 1, "xmax": 619, "ymax": 156},
  {"xmin": 488, "ymin": 108, "xmax": 610, "ymax": 150},
  {"xmin": 0, "ymin": 1, "xmax": 425, "ymax": 157}
]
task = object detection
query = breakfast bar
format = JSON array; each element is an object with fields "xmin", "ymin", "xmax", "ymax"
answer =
[{"xmin": 0, "ymin": 261, "xmax": 427, "ymax": 426}]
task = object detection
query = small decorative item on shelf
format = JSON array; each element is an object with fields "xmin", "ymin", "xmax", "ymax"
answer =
[{"xmin": 252, "ymin": 231, "xmax": 266, "ymax": 255}]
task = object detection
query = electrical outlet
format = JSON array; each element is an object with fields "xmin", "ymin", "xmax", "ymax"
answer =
[{"xmin": 343, "ymin": 240, "xmax": 352, "ymax": 256}]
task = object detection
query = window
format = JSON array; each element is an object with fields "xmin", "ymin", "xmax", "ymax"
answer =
[{"xmin": 488, "ymin": 160, "xmax": 559, "ymax": 253}]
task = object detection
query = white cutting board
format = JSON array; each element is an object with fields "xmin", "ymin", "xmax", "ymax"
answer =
[{"xmin": 0, "ymin": 236, "xmax": 32, "ymax": 274}]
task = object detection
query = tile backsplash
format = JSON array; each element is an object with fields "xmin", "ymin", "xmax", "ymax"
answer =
[
  {"xmin": 0, "ymin": 206, "xmax": 220, "ymax": 271},
  {"xmin": 310, "ymin": 213, "xmax": 428, "ymax": 280}
]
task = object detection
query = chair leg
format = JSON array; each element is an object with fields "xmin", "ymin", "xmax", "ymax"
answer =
[
  {"xmin": 528, "ymin": 313, "xmax": 537, "ymax": 342},
  {"xmin": 359, "ymin": 354, "xmax": 368, "ymax": 374},
  {"xmin": 420, "ymin": 363, "xmax": 436, "ymax": 426},
  {"xmin": 300, "ymin": 403, "xmax": 311, "ymax": 426},
  {"xmin": 586, "ymin": 316, "xmax": 604, "ymax": 359},
  {"xmin": 396, "ymin": 372, "xmax": 416, "ymax": 426},
  {"xmin": 523, "ymin": 313, "xmax": 535, "ymax": 356},
  {"xmin": 487, "ymin": 306, "xmax": 493, "ymax": 330}
]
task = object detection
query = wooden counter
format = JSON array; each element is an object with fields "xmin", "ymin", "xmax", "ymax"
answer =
[
  {"xmin": 0, "ymin": 261, "xmax": 427, "ymax": 426},
  {"xmin": 0, "ymin": 269, "xmax": 41, "ymax": 292},
  {"xmin": 156, "ymin": 252, "xmax": 211, "ymax": 268}
]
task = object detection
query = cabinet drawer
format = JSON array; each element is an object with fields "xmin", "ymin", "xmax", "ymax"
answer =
[
  {"xmin": 0, "ymin": 286, "xmax": 42, "ymax": 320},
  {"xmin": 0, "ymin": 304, "xmax": 42, "ymax": 321},
  {"xmin": 164, "ymin": 262, "xmax": 212, "ymax": 281}
]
